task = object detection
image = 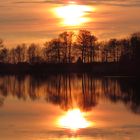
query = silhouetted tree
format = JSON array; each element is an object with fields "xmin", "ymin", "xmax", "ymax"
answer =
[
  {"xmin": 88, "ymin": 35, "xmax": 97, "ymax": 62},
  {"xmin": 67, "ymin": 32, "xmax": 75, "ymax": 63},
  {"xmin": 130, "ymin": 32, "xmax": 140, "ymax": 62},
  {"xmin": 0, "ymin": 31, "xmax": 140, "ymax": 64},
  {"xmin": 108, "ymin": 39, "xmax": 118, "ymax": 62},
  {"xmin": 43, "ymin": 42, "xmax": 52, "ymax": 63},
  {"xmin": 14, "ymin": 44, "xmax": 26, "ymax": 63},
  {"xmin": 27, "ymin": 43, "xmax": 39, "ymax": 64},
  {"xmin": 0, "ymin": 39, "xmax": 4, "ymax": 48},
  {"xmin": 0, "ymin": 39, "xmax": 6, "ymax": 62},
  {"xmin": 0, "ymin": 48, "xmax": 8, "ymax": 63},
  {"xmin": 101, "ymin": 41, "xmax": 109, "ymax": 62},
  {"xmin": 119, "ymin": 38, "xmax": 131, "ymax": 62},
  {"xmin": 77, "ymin": 30, "xmax": 90, "ymax": 63},
  {"xmin": 59, "ymin": 31, "xmax": 74, "ymax": 63},
  {"xmin": 77, "ymin": 30, "xmax": 97, "ymax": 63},
  {"xmin": 44, "ymin": 38, "xmax": 63, "ymax": 63},
  {"xmin": 9, "ymin": 48, "xmax": 17, "ymax": 64}
]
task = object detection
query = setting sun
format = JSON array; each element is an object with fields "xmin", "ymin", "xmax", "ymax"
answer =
[
  {"xmin": 58, "ymin": 109, "xmax": 91, "ymax": 131},
  {"xmin": 55, "ymin": 4, "xmax": 93, "ymax": 26}
]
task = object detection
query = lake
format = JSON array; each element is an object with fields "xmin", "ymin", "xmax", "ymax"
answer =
[{"xmin": 0, "ymin": 74, "xmax": 140, "ymax": 140}]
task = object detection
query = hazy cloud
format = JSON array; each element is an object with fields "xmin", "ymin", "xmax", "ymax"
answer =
[
  {"xmin": 0, "ymin": 0, "xmax": 140, "ymax": 46},
  {"xmin": 13, "ymin": 0, "xmax": 140, "ymax": 7}
]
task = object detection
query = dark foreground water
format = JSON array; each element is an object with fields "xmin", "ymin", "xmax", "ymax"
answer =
[{"xmin": 0, "ymin": 74, "xmax": 140, "ymax": 140}]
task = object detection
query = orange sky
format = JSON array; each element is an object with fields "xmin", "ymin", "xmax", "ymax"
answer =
[{"xmin": 0, "ymin": 0, "xmax": 140, "ymax": 47}]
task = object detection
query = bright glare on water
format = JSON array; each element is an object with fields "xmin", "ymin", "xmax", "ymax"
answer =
[{"xmin": 0, "ymin": 74, "xmax": 140, "ymax": 140}]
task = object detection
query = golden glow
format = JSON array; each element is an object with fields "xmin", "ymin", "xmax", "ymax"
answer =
[
  {"xmin": 58, "ymin": 109, "xmax": 91, "ymax": 131},
  {"xmin": 55, "ymin": 4, "xmax": 93, "ymax": 26}
]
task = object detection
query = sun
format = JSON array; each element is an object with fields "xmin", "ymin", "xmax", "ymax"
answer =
[
  {"xmin": 54, "ymin": 4, "xmax": 93, "ymax": 26},
  {"xmin": 58, "ymin": 109, "xmax": 91, "ymax": 131}
]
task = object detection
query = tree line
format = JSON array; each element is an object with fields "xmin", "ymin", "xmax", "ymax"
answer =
[{"xmin": 0, "ymin": 30, "xmax": 140, "ymax": 64}]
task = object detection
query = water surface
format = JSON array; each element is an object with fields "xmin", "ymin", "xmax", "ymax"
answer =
[{"xmin": 0, "ymin": 74, "xmax": 140, "ymax": 140}]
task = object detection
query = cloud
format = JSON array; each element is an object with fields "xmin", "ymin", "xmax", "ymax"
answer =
[
  {"xmin": 1, "ymin": 0, "xmax": 140, "ymax": 46},
  {"xmin": 13, "ymin": 0, "xmax": 140, "ymax": 7}
]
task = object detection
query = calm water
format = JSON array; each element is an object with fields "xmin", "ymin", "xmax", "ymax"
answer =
[{"xmin": 0, "ymin": 74, "xmax": 140, "ymax": 140}]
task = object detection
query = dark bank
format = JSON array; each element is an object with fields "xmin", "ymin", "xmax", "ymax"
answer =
[{"xmin": 0, "ymin": 62, "xmax": 139, "ymax": 76}]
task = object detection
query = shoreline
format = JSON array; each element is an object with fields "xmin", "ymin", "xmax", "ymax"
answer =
[{"xmin": 0, "ymin": 62, "xmax": 139, "ymax": 76}]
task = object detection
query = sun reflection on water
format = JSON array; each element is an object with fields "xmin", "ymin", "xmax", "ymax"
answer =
[{"xmin": 58, "ymin": 109, "xmax": 92, "ymax": 132}]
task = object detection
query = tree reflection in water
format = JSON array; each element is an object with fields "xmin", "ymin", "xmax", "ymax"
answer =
[{"xmin": 0, "ymin": 74, "xmax": 140, "ymax": 114}]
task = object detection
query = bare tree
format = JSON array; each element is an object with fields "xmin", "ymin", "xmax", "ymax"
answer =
[
  {"xmin": 9, "ymin": 48, "xmax": 16, "ymax": 64},
  {"xmin": 45, "ymin": 39, "xmax": 62, "ymax": 63},
  {"xmin": 27, "ymin": 43, "xmax": 39, "ymax": 64},
  {"xmin": 59, "ymin": 31, "xmax": 74, "ymax": 63},
  {"xmin": 0, "ymin": 39, "xmax": 4, "ymax": 48},
  {"xmin": 77, "ymin": 30, "xmax": 97, "ymax": 63},
  {"xmin": 130, "ymin": 32, "xmax": 140, "ymax": 62},
  {"xmin": 108, "ymin": 39, "xmax": 118, "ymax": 62},
  {"xmin": 0, "ymin": 48, "xmax": 8, "ymax": 63},
  {"xmin": 89, "ymin": 35, "xmax": 97, "ymax": 63},
  {"xmin": 14, "ymin": 44, "xmax": 27, "ymax": 63}
]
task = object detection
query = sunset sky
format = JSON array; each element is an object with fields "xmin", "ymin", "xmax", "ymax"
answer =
[{"xmin": 0, "ymin": 0, "xmax": 140, "ymax": 47}]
